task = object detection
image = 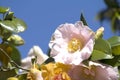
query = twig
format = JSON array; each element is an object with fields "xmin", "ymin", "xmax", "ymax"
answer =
[
  {"xmin": 0, "ymin": 67, "xmax": 16, "ymax": 72},
  {"xmin": 0, "ymin": 48, "xmax": 30, "ymax": 71}
]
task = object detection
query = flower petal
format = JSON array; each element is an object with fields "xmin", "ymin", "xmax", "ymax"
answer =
[
  {"xmin": 49, "ymin": 21, "xmax": 95, "ymax": 65},
  {"xmin": 21, "ymin": 45, "xmax": 48, "ymax": 69},
  {"xmin": 68, "ymin": 61, "xmax": 119, "ymax": 80}
]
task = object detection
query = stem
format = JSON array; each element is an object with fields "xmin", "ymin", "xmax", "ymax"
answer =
[
  {"xmin": 0, "ymin": 67, "xmax": 16, "ymax": 72},
  {"xmin": 0, "ymin": 48, "xmax": 30, "ymax": 71}
]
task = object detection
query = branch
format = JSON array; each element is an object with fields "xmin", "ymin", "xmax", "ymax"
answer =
[{"xmin": 0, "ymin": 48, "xmax": 30, "ymax": 71}]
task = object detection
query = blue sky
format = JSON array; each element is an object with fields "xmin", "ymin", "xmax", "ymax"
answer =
[{"xmin": 0, "ymin": 0, "xmax": 116, "ymax": 58}]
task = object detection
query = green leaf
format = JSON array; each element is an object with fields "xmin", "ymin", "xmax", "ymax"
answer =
[
  {"xmin": 0, "ymin": 44, "xmax": 12, "ymax": 66},
  {"xmin": 0, "ymin": 6, "xmax": 9, "ymax": 14},
  {"xmin": 10, "ymin": 45, "xmax": 21, "ymax": 65},
  {"xmin": 4, "ymin": 11, "xmax": 14, "ymax": 20},
  {"xmin": 18, "ymin": 73, "xmax": 27, "ymax": 80},
  {"xmin": 91, "ymin": 50, "xmax": 113, "ymax": 61},
  {"xmin": 108, "ymin": 36, "xmax": 120, "ymax": 55},
  {"xmin": 0, "ymin": 43, "xmax": 21, "ymax": 66},
  {"xmin": 111, "ymin": 14, "xmax": 117, "ymax": 32},
  {"xmin": 112, "ymin": 45, "xmax": 120, "ymax": 55},
  {"xmin": 7, "ymin": 34, "xmax": 24, "ymax": 46},
  {"xmin": 0, "ymin": 27, "xmax": 12, "ymax": 39},
  {"xmin": 94, "ymin": 38, "xmax": 111, "ymax": 54},
  {"xmin": 0, "ymin": 69, "xmax": 16, "ymax": 80},
  {"xmin": 104, "ymin": 0, "xmax": 119, "ymax": 8},
  {"xmin": 101, "ymin": 55, "xmax": 120, "ymax": 67},
  {"xmin": 91, "ymin": 38, "xmax": 113, "ymax": 60},
  {"xmin": 107, "ymin": 36, "xmax": 120, "ymax": 47},
  {"xmin": 0, "ymin": 18, "xmax": 27, "ymax": 33},
  {"xmin": 80, "ymin": 13, "xmax": 88, "ymax": 26}
]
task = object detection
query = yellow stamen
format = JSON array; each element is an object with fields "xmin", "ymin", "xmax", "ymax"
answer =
[{"xmin": 68, "ymin": 38, "xmax": 82, "ymax": 53}]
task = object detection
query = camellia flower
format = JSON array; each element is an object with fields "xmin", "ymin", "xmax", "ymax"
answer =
[
  {"xmin": 21, "ymin": 45, "xmax": 48, "ymax": 69},
  {"xmin": 49, "ymin": 21, "xmax": 95, "ymax": 65},
  {"xmin": 40, "ymin": 62, "xmax": 72, "ymax": 80},
  {"xmin": 68, "ymin": 61, "xmax": 119, "ymax": 80}
]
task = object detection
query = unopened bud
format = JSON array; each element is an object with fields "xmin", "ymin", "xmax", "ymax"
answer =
[
  {"xmin": 7, "ymin": 34, "xmax": 24, "ymax": 46},
  {"xmin": 95, "ymin": 27, "xmax": 104, "ymax": 39},
  {"xmin": 7, "ymin": 77, "xmax": 18, "ymax": 80}
]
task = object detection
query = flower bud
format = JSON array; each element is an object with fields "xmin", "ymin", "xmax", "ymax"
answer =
[
  {"xmin": 7, "ymin": 77, "xmax": 18, "ymax": 80},
  {"xmin": 95, "ymin": 27, "xmax": 104, "ymax": 39}
]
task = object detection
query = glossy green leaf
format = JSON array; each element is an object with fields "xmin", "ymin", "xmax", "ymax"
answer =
[
  {"xmin": 0, "ymin": 6, "xmax": 9, "ymax": 14},
  {"xmin": 7, "ymin": 34, "xmax": 24, "ymax": 46},
  {"xmin": 4, "ymin": 11, "xmax": 14, "ymax": 20},
  {"xmin": 0, "ymin": 43, "xmax": 21, "ymax": 66},
  {"xmin": 0, "ymin": 18, "xmax": 27, "ymax": 33},
  {"xmin": 91, "ymin": 38, "xmax": 113, "ymax": 60},
  {"xmin": 80, "ymin": 13, "xmax": 88, "ymax": 26},
  {"xmin": 107, "ymin": 36, "xmax": 120, "ymax": 47},
  {"xmin": 91, "ymin": 50, "xmax": 113, "ymax": 61}
]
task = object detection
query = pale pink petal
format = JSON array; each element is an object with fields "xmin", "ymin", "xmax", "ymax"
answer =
[
  {"xmin": 81, "ymin": 39, "xmax": 94, "ymax": 60},
  {"xmin": 68, "ymin": 61, "xmax": 119, "ymax": 80},
  {"xmin": 49, "ymin": 21, "xmax": 95, "ymax": 65}
]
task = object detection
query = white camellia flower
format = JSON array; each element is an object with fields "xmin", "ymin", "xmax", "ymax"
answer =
[
  {"xmin": 49, "ymin": 21, "xmax": 95, "ymax": 65},
  {"xmin": 69, "ymin": 61, "xmax": 119, "ymax": 80},
  {"xmin": 21, "ymin": 45, "xmax": 48, "ymax": 69}
]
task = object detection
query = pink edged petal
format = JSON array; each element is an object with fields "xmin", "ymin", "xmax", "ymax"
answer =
[
  {"xmin": 58, "ymin": 23, "xmax": 80, "ymax": 39},
  {"xmin": 75, "ymin": 21, "xmax": 95, "ymax": 42}
]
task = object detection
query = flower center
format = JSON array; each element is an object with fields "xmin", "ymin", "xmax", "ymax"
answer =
[{"xmin": 68, "ymin": 38, "xmax": 82, "ymax": 53}]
